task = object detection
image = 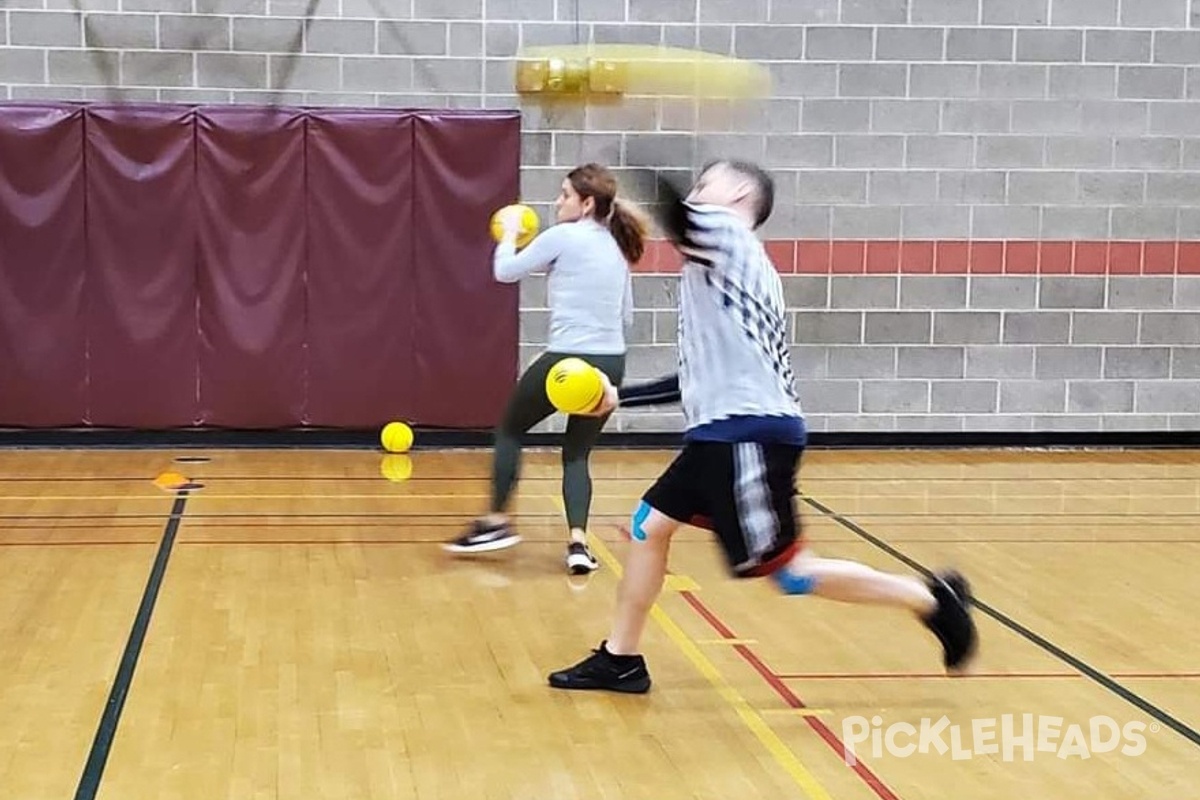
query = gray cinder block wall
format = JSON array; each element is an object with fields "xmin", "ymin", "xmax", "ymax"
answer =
[{"xmin": 2, "ymin": 0, "xmax": 1198, "ymax": 433}]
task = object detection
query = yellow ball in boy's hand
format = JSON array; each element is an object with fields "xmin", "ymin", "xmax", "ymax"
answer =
[{"xmin": 545, "ymin": 358, "xmax": 605, "ymax": 415}]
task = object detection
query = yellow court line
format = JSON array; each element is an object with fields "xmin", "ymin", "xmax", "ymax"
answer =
[
  {"xmin": 552, "ymin": 498, "xmax": 834, "ymax": 800},
  {"xmin": 663, "ymin": 573, "xmax": 702, "ymax": 592}
]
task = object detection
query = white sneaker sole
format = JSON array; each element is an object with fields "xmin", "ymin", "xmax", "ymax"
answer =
[
  {"xmin": 443, "ymin": 535, "xmax": 522, "ymax": 554},
  {"xmin": 566, "ymin": 553, "xmax": 599, "ymax": 574}
]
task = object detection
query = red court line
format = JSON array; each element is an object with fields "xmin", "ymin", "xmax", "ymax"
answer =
[
  {"xmin": 775, "ymin": 671, "xmax": 1200, "ymax": 680},
  {"xmin": 679, "ymin": 590, "xmax": 901, "ymax": 800}
]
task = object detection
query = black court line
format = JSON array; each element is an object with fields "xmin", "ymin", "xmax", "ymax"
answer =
[
  {"xmin": 6, "ymin": 516, "xmax": 1200, "ymax": 541},
  {"xmin": 73, "ymin": 489, "xmax": 190, "ymax": 800},
  {"xmin": 5, "ymin": 527, "xmax": 1199, "ymax": 546},
  {"xmin": 0, "ymin": 541, "xmax": 157, "ymax": 547},
  {"xmin": 3, "ymin": 426, "xmax": 1199, "ymax": 449},
  {"xmin": 7, "ymin": 474, "xmax": 1200, "ymax": 484},
  {"xmin": 5, "ymin": 534, "xmax": 1198, "ymax": 547},
  {"xmin": 0, "ymin": 520, "xmax": 579, "ymax": 531},
  {"xmin": 0, "ymin": 511, "xmax": 632, "ymax": 522},
  {"xmin": 0, "ymin": 475, "xmax": 666, "ymax": 484},
  {"xmin": 0, "ymin": 523, "xmax": 164, "ymax": 530},
  {"xmin": 12, "ymin": 513, "xmax": 1200, "ymax": 527},
  {"xmin": 0, "ymin": 477, "xmax": 166, "ymax": 483},
  {"xmin": 800, "ymin": 494, "xmax": 1200, "ymax": 750}
]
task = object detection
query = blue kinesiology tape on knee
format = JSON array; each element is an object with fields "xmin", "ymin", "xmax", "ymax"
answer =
[
  {"xmin": 774, "ymin": 568, "xmax": 816, "ymax": 595},
  {"xmin": 630, "ymin": 501, "xmax": 652, "ymax": 542}
]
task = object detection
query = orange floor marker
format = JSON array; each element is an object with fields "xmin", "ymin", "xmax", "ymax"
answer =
[{"xmin": 152, "ymin": 471, "xmax": 190, "ymax": 491}]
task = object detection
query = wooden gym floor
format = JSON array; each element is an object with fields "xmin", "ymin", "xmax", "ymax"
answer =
[{"xmin": 1, "ymin": 446, "xmax": 1197, "ymax": 799}]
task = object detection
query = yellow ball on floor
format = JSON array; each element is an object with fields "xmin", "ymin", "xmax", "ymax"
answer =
[
  {"xmin": 490, "ymin": 203, "xmax": 539, "ymax": 249},
  {"xmin": 380, "ymin": 421, "xmax": 413, "ymax": 453},
  {"xmin": 545, "ymin": 357, "xmax": 605, "ymax": 415}
]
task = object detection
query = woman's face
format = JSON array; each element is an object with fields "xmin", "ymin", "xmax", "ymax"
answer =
[{"xmin": 555, "ymin": 178, "xmax": 595, "ymax": 223}]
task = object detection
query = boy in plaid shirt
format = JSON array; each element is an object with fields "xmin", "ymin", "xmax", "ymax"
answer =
[{"xmin": 548, "ymin": 160, "xmax": 978, "ymax": 694}]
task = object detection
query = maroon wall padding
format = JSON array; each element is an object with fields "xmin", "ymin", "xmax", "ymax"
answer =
[
  {"xmin": 0, "ymin": 105, "xmax": 88, "ymax": 426},
  {"xmin": 196, "ymin": 108, "xmax": 308, "ymax": 427},
  {"xmin": 85, "ymin": 105, "xmax": 199, "ymax": 427},
  {"xmin": 0, "ymin": 103, "xmax": 521, "ymax": 430},
  {"xmin": 305, "ymin": 110, "xmax": 417, "ymax": 427},
  {"xmin": 411, "ymin": 113, "xmax": 521, "ymax": 427}
]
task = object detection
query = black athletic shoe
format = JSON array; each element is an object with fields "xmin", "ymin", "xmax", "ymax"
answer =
[
  {"xmin": 548, "ymin": 641, "xmax": 652, "ymax": 694},
  {"xmin": 442, "ymin": 519, "xmax": 521, "ymax": 554},
  {"xmin": 921, "ymin": 570, "xmax": 978, "ymax": 674},
  {"xmin": 942, "ymin": 571, "xmax": 972, "ymax": 606},
  {"xmin": 565, "ymin": 541, "xmax": 600, "ymax": 575}
]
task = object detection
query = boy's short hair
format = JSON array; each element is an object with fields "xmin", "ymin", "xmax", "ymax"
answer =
[{"xmin": 700, "ymin": 159, "xmax": 775, "ymax": 229}]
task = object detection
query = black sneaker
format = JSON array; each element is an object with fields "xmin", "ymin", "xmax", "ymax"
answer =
[
  {"xmin": 921, "ymin": 570, "xmax": 978, "ymax": 674},
  {"xmin": 443, "ymin": 519, "xmax": 521, "ymax": 554},
  {"xmin": 942, "ymin": 571, "xmax": 972, "ymax": 606},
  {"xmin": 565, "ymin": 541, "xmax": 599, "ymax": 574},
  {"xmin": 548, "ymin": 641, "xmax": 652, "ymax": 694}
]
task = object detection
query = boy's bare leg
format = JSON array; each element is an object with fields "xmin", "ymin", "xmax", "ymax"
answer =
[
  {"xmin": 547, "ymin": 505, "xmax": 678, "ymax": 692},
  {"xmin": 785, "ymin": 548, "xmax": 936, "ymax": 614},
  {"xmin": 605, "ymin": 507, "xmax": 679, "ymax": 655},
  {"xmin": 776, "ymin": 547, "xmax": 977, "ymax": 674}
]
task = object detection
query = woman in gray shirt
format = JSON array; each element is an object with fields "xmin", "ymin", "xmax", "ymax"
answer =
[{"xmin": 444, "ymin": 163, "xmax": 646, "ymax": 576}]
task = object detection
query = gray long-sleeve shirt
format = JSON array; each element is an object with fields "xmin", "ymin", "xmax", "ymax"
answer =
[{"xmin": 493, "ymin": 217, "xmax": 633, "ymax": 356}]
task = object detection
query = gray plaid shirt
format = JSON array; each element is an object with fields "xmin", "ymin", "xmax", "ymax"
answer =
[{"xmin": 675, "ymin": 203, "xmax": 803, "ymax": 430}]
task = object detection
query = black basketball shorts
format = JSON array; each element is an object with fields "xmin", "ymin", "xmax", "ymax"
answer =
[{"xmin": 641, "ymin": 441, "xmax": 804, "ymax": 578}]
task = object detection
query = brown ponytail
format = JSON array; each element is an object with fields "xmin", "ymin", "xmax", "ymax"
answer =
[
  {"xmin": 566, "ymin": 162, "xmax": 648, "ymax": 265},
  {"xmin": 607, "ymin": 198, "xmax": 648, "ymax": 264}
]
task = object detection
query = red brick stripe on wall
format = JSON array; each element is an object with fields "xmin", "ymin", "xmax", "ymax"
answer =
[{"xmin": 631, "ymin": 240, "xmax": 1200, "ymax": 275}]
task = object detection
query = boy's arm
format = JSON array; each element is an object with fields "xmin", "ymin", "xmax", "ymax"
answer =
[
  {"xmin": 653, "ymin": 174, "xmax": 713, "ymax": 266},
  {"xmin": 617, "ymin": 374, "xmax": 681, "ymax": 407},
  {"xmin": 650, "ymin": 172, "xmax": 745, "ymax": 271},
  {"xmin": 576, "ymin": 373, "xmax": 681, "ymax": 418}
]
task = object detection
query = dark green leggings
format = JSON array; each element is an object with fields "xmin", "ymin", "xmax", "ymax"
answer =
[{"xmin": 490, "ymin": 351, "xmax": 626, "ymax": 530}]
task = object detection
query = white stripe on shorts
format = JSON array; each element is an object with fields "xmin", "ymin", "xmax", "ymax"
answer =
[{"xmin": 733, "ymin": 442, "xmax": 777, "ymax": 561}]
